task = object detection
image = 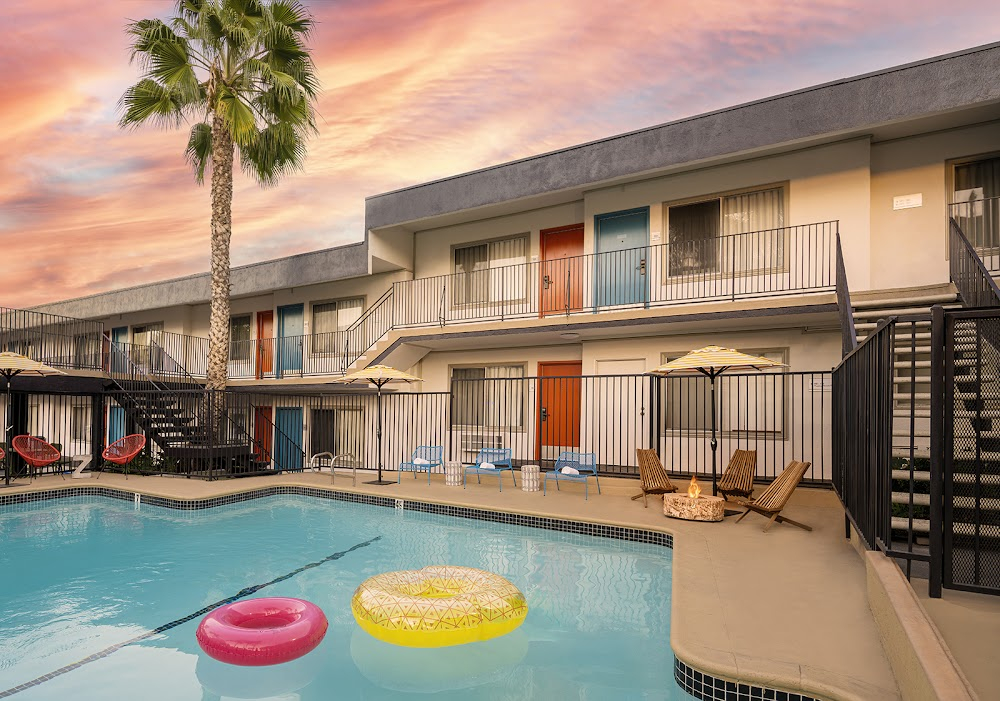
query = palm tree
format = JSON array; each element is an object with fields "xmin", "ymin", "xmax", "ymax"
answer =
[{"xmin": 119, "ymin": 0, "xmax": 318, "ymax": 392}]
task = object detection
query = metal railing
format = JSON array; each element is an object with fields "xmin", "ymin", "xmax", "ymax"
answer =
[
  {"xmin": 949, "ymin": 217, "xmax": 1000, "ymax": 308},
  {"xmin": 950, "ymin": 196, "xmax": 1000, "ymax": 271},
  {"xmin": 343, "ymin": 287, "xmax": 395, "ymax": 371},
  {"xmin": 450, "ymin": 370, "xmax": 832, "ymax": 480},
  {"xmin": 393, "ymin": 222, "xmax": 838, "ymax": 329},
  {"xmin": 836, "ymin": 232, "xmax": 857, "ymax": 357},
  {"xmin": 0, "ymin": 307, "xmax": 106, "ymax": 371}
]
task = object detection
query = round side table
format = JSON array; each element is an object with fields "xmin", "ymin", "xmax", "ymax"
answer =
[{"xmin": 444, "ymin": 462, "xmax": 463, "ymax": 487}]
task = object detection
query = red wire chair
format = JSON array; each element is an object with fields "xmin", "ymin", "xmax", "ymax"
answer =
[
  {"xmin": 11, "ymin": 436, "xmax": 62, "ymax": 481},
  {"xmin": 101, "ymin": 434, "xmax": 147, "ymax": 480}
]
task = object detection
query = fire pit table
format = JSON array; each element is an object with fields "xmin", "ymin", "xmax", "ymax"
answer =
[{"xmin": 662, "ymin": 476, "xmax": 725, "ymax": 522}]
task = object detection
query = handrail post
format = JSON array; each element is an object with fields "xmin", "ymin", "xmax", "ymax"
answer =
[
  {"xmin": 439, "ymin": 283, "xmax": 446, "ymax": 327},
  {"xmin": 928, "ymin": 305, "xmax": 945, "ymax": 598}
]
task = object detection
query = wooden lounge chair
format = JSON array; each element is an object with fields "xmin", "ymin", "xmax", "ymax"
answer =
[
  {"xmin": 735, "ymin": 460, "xmax": 812, "ymax": 531},
  {"xmin": 632, "ymin": 449, "xmax": 678, "ymax": 507},
  {"xmin": 717, "ymin": 449, "xmax": 757, "ymax": 501}
]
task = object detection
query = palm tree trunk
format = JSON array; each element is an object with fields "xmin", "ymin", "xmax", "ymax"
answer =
[{"xmin": 207, "ymin": 114, "xmax": 234, "ymax": 394}]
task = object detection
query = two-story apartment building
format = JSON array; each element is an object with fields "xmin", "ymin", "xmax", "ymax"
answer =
[{"xmin": 23, "ymin": 41, "xmax": 1000, "ymax": 478}]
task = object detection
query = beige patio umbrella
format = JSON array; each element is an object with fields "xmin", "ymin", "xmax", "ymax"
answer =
[
  {"xmin": 331, "ymin": 365, "xmax": 424, "ymax": 485},
  {"xmin": 648, "ymin": 346, "xmax": 785, "ymax": 496},
  {"xmin": 0, "ymin": 352, "xmax": 65, "ymax": 487}
]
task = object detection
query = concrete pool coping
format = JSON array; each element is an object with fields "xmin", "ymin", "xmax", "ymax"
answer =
[{"xmin": 1, "ymin": 471, "xmax": 900, "ymax": 701}]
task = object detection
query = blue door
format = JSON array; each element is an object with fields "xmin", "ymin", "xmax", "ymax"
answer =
[
  {"xmin": 108, "ymin": 404, "xmax": 126, "ymax": 445},
  {"xmin": 595, "ymin": 208, "xmax": 649, "ymax": 307},
  {"xmin": 110, "ymin": 326, "xmax": 128, "ymax": 373},
  {"xmin": 277, "ymin": 304, "xmax": 304, "ymax": 377},
  {"xmin": 274, "ymin": 406, "xmax": 304, "ymax": 471}
]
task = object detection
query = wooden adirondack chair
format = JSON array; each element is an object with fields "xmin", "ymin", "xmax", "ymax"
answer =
[
  {"xmin": 735, "ymin": 460, "xmax": 812, "ymax": 531},
  {"xmin": 717, "ymin": 449, "xmax": 757, "ymax": 501},
  {"xmin": 632, "ymin": 449, "xmax": 678, "ymax": 507}
]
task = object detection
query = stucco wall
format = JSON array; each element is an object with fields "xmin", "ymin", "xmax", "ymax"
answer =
[{"xmin": 870, "ymin": 120, "xmax": 1000, "ymax": 291}]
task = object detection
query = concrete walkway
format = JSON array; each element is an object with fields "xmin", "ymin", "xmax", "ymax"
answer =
[{"xmin": 3, "ymin": 471, "xmax": 900, "ymax": 700}]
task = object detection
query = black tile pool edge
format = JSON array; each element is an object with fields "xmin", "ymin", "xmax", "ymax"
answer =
[{"xmin": 1, "ymin": 485, "xmax": 824, "ymax": 701}]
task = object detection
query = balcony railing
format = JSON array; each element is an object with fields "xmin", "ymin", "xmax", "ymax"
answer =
[
  {"xmin": 950, "ymin": 196, "xmax": 1000, "ymax": 272},
  {"xmin": 0, "ymin": 307, "xmax": 106, "ymax": 371},
  {"xmin": 391, "ymin": 222, "xmax": 837, "ymax": 328}
]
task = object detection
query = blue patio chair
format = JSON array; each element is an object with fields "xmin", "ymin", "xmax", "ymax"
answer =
[
  {"xmin": 544, "ymin": 451, "xmax": 600, "ymax": 500},
  {"xmin": 464, "ymin": 448, "xmax": 515, "ymax": 491},
  {"xmin": 398, "ymin": 445, "xmax": 444, "ymax": 485}
]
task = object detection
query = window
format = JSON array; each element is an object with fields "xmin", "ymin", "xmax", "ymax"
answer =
[
  {"xmin": 230, "ymin": 315, "xmax": 252, "ymax": 362},
  {"xmin": 662, "ymin": 349, "xmax": 785, "ymax": 434},
  {"xmin": 453, "ymin": 236, "xmax": 528, "ymax": 305},
  {"xmin": 667, "ymin": 187, "xmax": 785, "ymax": 275},
  {"xmin": 953, "ymin": 156, "xmax": 1000, "ymax": 249},
  {"xmin": 451, "ymin": 365, "xmax": 525, "ymax": 428},
  {"xmin": 130, "ymin": 322, "xmax": 163, "ymax": 369},
  {"xmin": 312, "ymin": 298, "xmax": 362, "ymax": 353},
  {"xmin": 73, "ymin": 333, "xmax": 101, "ymax": 369}
]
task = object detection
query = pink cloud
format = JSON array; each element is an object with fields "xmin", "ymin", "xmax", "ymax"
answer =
[{"xmin": 1, "ymin": 0, "xmax": 999, "ymax": 308}]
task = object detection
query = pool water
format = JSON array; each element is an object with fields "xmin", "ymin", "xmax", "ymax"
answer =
[{"xmin": 0, "ymin": 495, "xmax": 693, "ymax": 700}]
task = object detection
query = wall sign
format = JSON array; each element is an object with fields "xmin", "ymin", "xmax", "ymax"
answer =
[{"xmin": 893, "ymin": 193, "xmax": 922, "ymax": 210}]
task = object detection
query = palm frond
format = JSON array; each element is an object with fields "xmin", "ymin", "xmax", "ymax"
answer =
[
  {"xmin": 238, "ymin": 121, "xmax": 307, "ymax": 187},
  {"xmin": 184, "ymin": 121, "xmax": 214, "ymax": 183},
  {"xmin": 118, "ymin": 79, "xmax": 186, "ymax": 129},
  {"xmin": 269, "ymin": 0, "xmax": 313, "ymax": 36},
  {"xmin": 215, "ymin": 85, "xmax": 258, "ymax": 145},
  {"xmin": 126, "ymin": 19, "xmax": 186, "ymax": 64}
]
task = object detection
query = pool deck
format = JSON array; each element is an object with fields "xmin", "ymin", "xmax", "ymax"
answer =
[{"xmin": 2, "ymin": 471, "xmax": 899, "ymax": 701}]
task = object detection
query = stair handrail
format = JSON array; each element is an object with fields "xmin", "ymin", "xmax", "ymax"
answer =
[
  {"xmin": 246, "ymin": 400, "xmax": 306, "ymax": 472},
  {"xmin": 949, "ymin": 217, "xmax": 1000, "ymax": 308},
  {"xmin": 342, "ymin": 286, "xmax": 395, "ymax": 370},
  {"xmin": 148, "ymin": 331, "xmax": 202, "ymax": 386},
  {"xmin": 835, "ymin": 231, "xmax": 857, "ymax": 357}
]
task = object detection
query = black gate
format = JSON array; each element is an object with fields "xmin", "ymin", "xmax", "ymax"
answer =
[{"xmin": 939, "ymin": 307, "xmax": 1000, "ymax": 595}]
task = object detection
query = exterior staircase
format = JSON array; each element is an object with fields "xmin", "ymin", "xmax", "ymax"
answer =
[{"xmin": 851, "ymin": 290, "xmax": 960, "ymax": 539}]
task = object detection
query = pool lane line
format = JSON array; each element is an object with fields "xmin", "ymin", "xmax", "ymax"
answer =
[{"xmin": 0, "ymin": 535, "xmax": 382, "ymax": 699}]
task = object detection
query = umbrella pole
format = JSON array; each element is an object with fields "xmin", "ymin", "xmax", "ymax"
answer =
[
  {"xmin": 710, "ymin": 374, "xmax": 718, "ymax": 496},
  {"xmin": 3, "ymin": 374, "xmax": 10, "ymax": 487},
  {"xmin": 365, "ymin": 379, "xmax": 394, "ymax": 485}
]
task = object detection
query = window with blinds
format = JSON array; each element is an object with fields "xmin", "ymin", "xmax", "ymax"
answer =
[
  {"xmin": 953, "ymin": 156, "xmax": 1000, "ymax": 250},
  {"xmin": 667, "ymin": 187, "xmax": 785, "ymax": 275},
  {"xmin": 230, "ymin": 315, "xmax": 252, "ymax": 361},
  {"xmin": 453, "ymin": 236, "xmax": 528, "ymax": 305},
  {"xmin": 451, "ymin": 365, "xmax": 525, "ymax": 428},
  {"xmin": 312, "ymin": 298, "xmax": 363, "ymax": 354}
]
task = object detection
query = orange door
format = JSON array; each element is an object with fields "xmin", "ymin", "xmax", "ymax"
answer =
[
  {"xmin": 536, "ymin": 361, "xmax": 582, "ymax": 461},
  {"xmin": 253, "ymin": 405, "xmax": 273, "ymax": 462},
  {"xmin": 256, "ymin": 311, "xmax": 274, "ymax": 379},
  {"xmin": 540, "ymin": 224, "xmax": 584, "ymax": 316}
]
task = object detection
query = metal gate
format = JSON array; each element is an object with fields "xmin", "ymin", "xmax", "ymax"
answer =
[{"xmin": 939, "ymin": 307, "xmax": 1000, "ymax": 595}]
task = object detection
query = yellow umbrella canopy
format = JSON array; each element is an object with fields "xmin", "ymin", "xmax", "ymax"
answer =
[
  {"xmin": 332, "ymin": 364, "xmax": 424, "ymax": 387},
  {"xmin": 1, "ymin": 353, "xmax": 64, "ymax": 487},
  {"xmin": 648, "ymin": 346, "xmax": 785, "ymax": 496},
  {"xmin": 648, "ymin": 345, "xmax": 785, "ymax": 378},
  {"xmin": 331, "ymin": 365, "xmax": 424, "ymax": 485}
]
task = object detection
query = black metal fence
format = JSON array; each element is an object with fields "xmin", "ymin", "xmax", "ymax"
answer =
[
  {"xmin": 949, "ymin": 218, "xmax": 1000, "ymax": 308},
  {"xmin": 452, "ymin": 371, "xmax": 832, "ymax": 482},
  {"xmin": 0, "ymin": 307, "xmax": 106, "ymax": 371},
  {"xmin": 950, "ymin": 196, "xmax": 1000, "ymax": 271},
  {"xmin": 833, "ymin": 319, "xmax": 895, "ymax": 551},
  {"xmin": 937, "ymin": 307, "xmax": 1000, "ymax": 595}
]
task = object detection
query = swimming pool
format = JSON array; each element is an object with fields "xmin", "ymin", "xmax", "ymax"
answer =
[{"xmin": 0, "ymin": 492, "xmax": 693, "ymax": 699}]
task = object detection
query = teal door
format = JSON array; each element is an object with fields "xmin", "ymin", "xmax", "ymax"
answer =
[
  {"xmin": 108, "ymin": 404, "xmax": 126, "ymax": 444},
  {"xmin": 595, "ymin": 208, "xmax": 649, "ymax": 307},
  {"xmin": 110, "ymin": 326, "xmax": 128, "ymax": 373},
  {"xmin": 274, "ymin": 406, "xmax": 304, "ymax": 471},
  {"xmin": 277, "ymin": 304, "xmax": 304, "ymax": 377}
]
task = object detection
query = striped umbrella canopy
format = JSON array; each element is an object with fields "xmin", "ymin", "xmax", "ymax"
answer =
[
  {"xmin": 1, "ymin": 353, "xmax": 64, "ymax": 487},
  {"xmin": 648, "ymin": 345, "xmax": 785, "ymax": 378},
  {"xmin": 648, "ymin": 346, "xmax": 785, "ymax": 497},
  {"xmin": 331, "ymin": 365, "xmax": 423, "ymax": 485}
]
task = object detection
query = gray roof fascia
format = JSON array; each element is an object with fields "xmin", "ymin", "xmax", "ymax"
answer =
[
  {"xmin": 365, "ymin": 42, "xmax": 1000, "ymax": 230},
  {"xmin": 32, "ymin": 241, "xmax": 369, "ymax": 319}
]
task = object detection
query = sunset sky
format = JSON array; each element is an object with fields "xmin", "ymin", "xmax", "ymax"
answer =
[{"xmin": 2, "ymin": 0, "xmax": 999, "ymax": 308}]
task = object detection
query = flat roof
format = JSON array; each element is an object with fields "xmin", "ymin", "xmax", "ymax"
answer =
[{"xmin": 365, "ymin": 41, "xmax": 1000, "ymax": 230}]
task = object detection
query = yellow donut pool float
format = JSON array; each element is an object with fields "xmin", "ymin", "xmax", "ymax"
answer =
[{"xmin": 351, "ymin": 566, "xmax": 528, "ymax": 648}]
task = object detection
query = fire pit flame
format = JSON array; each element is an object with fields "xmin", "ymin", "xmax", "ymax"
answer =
[{"xmin": 687, "ymin": 475, "xmax": 701, "ymax": 499}]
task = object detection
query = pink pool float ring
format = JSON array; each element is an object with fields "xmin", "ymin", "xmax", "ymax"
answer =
[{"xmin": 196, "ymin": 597, "xmax": 328, "ymax": 666}]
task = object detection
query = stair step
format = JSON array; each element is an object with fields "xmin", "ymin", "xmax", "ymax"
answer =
[
  {"xmin": 893, "ymin": 393, "xmax": 931, "ymax": 401},
  {"xmin": 854, "ymin": 308, "xmax": 935, "ymax": 319},
  {"xmin": 892, "ymin": 492, "xmax": 931, "ymax": 506},
  {"xmin": 894, "ymin": 448, "xmax": 931, "ymax": 459},
  {"xmin": 894, "ymin": 361, "xmax": 932, "ymax": 370},
  {"xmin": 852, "ymin": 294, "xmax": 958, "ymax": 309},
  {"xmin": 892, "ymin": 516, "xmax": 930, "ymax": 533}
]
